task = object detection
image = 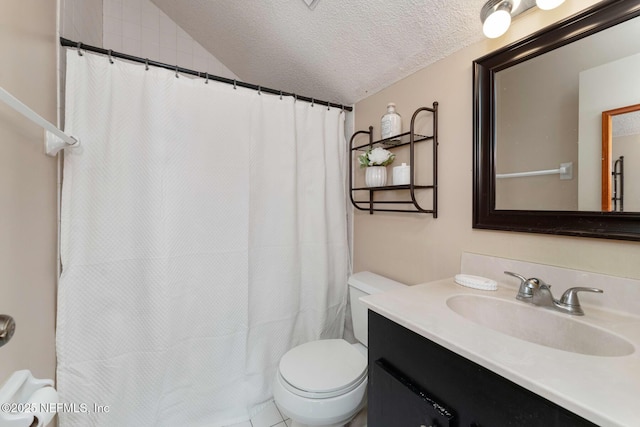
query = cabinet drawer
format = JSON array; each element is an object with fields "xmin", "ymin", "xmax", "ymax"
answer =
[{"xmin": 369, "ymin": 358, "xmax": 454, "ymax": 427}]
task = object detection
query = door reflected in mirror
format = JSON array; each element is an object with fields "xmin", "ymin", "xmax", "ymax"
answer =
[{"xmin": 602, "ymin": 105, "xmax": 640, "ymax": 212}]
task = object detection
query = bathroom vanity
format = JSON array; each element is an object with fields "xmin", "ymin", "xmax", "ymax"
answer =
[
  {"xmin": 368, "ymin": 311, "xmax": 595, "ymax": 426},
  {"xmin": 361, "ymin": 254, "xmax": 640, "ymax": 427}
]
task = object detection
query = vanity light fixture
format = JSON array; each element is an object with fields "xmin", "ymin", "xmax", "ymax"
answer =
[
  {"xmin": 481, "ymin": 0, "xmax": 565, "ymax": 38},
  {"xmin": 481, "ymin": 0, "xmax": 521, "ymax": 39}
]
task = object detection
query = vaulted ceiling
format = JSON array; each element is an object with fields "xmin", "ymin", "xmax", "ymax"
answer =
[{"xmin": 150, "ymin": 0, "xmax": 537, "ymax": 105}]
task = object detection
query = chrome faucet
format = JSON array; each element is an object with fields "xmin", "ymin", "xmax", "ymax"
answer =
[{"xmin": 504, "ymin": 271, "xmax": 603, "ymax": 316}]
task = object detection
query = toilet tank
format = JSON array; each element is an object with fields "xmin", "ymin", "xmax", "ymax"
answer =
[{"xmin": 348, "ymin": 272, "xmax": 407, "ymax": 347}]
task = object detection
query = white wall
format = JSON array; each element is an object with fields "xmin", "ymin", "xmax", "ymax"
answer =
[
  {"xmin": 103, "ymin": 0, "xmax": 237, "ymax": 79},
  {"xmin": 579, "ymin": 52, "xmax": 640, "ymax": 210},
  {"xmin": 60, "ymin": 0, "xmax": 103, "ymax": 47},
  {"xmin": 60, "ymin": 0, "xmax": 237, "ymax": 79}
]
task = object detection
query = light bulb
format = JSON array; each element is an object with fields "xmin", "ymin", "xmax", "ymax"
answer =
[
  {"xmin": 483, "ymin": 9, "xmax": 512, "ymax": 39},
  {"xmin": 536, "ymin": 0, "xmax": 565, "ymax": 10}
]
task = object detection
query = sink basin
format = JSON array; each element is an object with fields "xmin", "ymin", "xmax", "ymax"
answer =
[{"xmin": 446, "ymin": 294, "xmax": 634, "ymax": 357}]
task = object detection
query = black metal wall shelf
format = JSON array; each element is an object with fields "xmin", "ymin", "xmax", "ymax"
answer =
[
  {"xmin": 349, "ymin": 102, "xmax": 438, "ymax": 216},
  {"xmin": 351, "ymin": 132, "xmax": 433, "ymax": 151}
]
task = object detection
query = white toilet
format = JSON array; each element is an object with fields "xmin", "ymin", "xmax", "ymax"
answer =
[{"xmin": 273, "ymin": 271, "xmax": 407, "ymax": 427}]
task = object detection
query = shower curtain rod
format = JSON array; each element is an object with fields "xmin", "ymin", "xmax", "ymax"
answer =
[{"xmin": 60, "ymin": 38, "xmax": 353, "ymax": 112}]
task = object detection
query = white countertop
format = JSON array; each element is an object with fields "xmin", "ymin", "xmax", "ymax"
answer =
[{"xmin": 361, "ymin": 278, "xmax": 640, "ymax": 427}]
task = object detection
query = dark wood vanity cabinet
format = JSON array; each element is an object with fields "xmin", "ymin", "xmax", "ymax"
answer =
[{"xmin": 367, "ymin": 311, "xmax": 598, "ymax": 427}]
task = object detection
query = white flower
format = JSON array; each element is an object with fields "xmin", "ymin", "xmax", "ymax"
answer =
[
  {"xmin": 358, "ymin": 147, "xmax": 395, "ymax": 168},
  {"xmin": 367, "ymin": 147, "xmax": 393, "ymax": 166}
]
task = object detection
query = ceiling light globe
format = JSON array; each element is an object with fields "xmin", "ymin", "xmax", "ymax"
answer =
[
  {"xmin": 536, "ymin": 0, "xmax": 565, "ymax": 10},
  {"xmin": 483, "ymin": 9, "xmax": 512, "ymax": 39}
]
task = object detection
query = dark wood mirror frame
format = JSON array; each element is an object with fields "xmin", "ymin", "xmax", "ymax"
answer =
[{"xmin": 473, "ymin": 0, "xmax": 640, "ymax": 241}]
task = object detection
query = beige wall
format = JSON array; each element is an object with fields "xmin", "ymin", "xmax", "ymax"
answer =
[
  {"xmin": 0, "ymin": 1, "xmax": 58, "ymax": 381},
  {"xmin": 495, "ymin": 43, "xmax": 580, "ymax": 211},
  {"xmin": 353, "ymin": 0, "xmax": 640, "ymax": 285}
]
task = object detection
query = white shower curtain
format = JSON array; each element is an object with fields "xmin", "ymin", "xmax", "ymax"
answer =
[{"xmin": 57, "ymin": 50, "xmax": 349, "ymax": 427}]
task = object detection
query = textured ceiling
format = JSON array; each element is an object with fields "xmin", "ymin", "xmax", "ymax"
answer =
[
  {"xmin": 150, "ymin": 0, "xmax": 536, "ymax": 105},
  {"xmin": 613, "ymin": 111, "xmax": 640, "ymax": 137}
]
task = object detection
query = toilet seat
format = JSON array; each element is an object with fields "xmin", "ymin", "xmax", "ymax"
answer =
[{"xmin": 278, "ymin": 339, "xmax": 367, "ymax": 399}]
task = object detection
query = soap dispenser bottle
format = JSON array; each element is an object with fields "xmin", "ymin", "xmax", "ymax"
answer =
[{"xmin": 381, "ymin": 103, "xmax": 402, "ymax": 140}]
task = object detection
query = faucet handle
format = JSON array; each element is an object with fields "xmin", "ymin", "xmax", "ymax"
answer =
[
  {"xmin": 504, "ymin": 271, "xmax": 541, "ymax": 299},
  {"xmin": 558, "ymin": 287, "xmax": 603, "ymax": 315},
  {"xmin": 504, "ymin": 271, "xmax": 527, "ymax": 283},
  {"xmin": 559, "ymin": 287, "xmax": 603, "ymax": 307}
]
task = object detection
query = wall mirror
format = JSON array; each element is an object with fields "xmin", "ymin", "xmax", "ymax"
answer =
[{"xmin": 473, "ymin": 0, "xmax": 640, "ymax": 241}]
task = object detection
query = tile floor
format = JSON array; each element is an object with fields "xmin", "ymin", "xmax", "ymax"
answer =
[
  {"xmin": 225, "ymin": 400, "xmax": 291, "ymax": 427},
  {"xmin": 225, "ymin": 400, "xmax": 367, "ymax": 427}
]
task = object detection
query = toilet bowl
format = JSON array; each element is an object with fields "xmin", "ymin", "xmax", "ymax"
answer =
[
  {"xmin": 273, "ymin": 272, "xmax": 407, "ymax": 427},
  {"xmin": 273, "ymin": 339, "xmax": 367, "ymax": 427}
]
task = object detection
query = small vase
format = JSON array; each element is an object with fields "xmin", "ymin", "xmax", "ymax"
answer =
[
  {"xmin": 381, "ymin": 103, "xmax": 402, "ymax": 140},
  {"xmin": 365, "ymin": 166, "xmax": 387, "ymax": 187}
]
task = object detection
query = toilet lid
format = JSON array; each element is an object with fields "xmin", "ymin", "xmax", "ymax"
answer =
[{"xmin": 279, "ymin": 339, "xmax": 367, "ymax": 394}]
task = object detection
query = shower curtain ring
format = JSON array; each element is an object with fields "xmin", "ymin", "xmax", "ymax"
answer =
[
  {"xmin": 77, "ymin": 42, "xmax": 83, "ymax": 56},
  {"xmin": 257, "ymin": 86, "xmax": 261, "ymax": 95},
  {"xmin": 205, "ymin": 72, "xmax": 209, "ymax": 84},
  {"xmin": 175, "ymin": 65, "xmax": 179, "ymax": 78},
  {"xmin": 311, "ymin": 98, "xmax": 315, "ymax": 107},
  {"xmin": 327, "ymin": 102, "xmax": 331, "ymax": 111},
  {"xmin": 294, "ymin": 94, "xmax": 297, "ymax": 103},
  {"xmin": 108, "ymin": 50, "xmax": 114, "ymax": 64},
  {"xmin": 145, "ymin": 58, "xmax": 149, "ymax": 71},
  {"xmin": 233, "ymin": 80, "xmax": 237, "ymax": 89},
  {"xmin": 280, "ymin": 90, "xmax": 283, "ymax": 100}
]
